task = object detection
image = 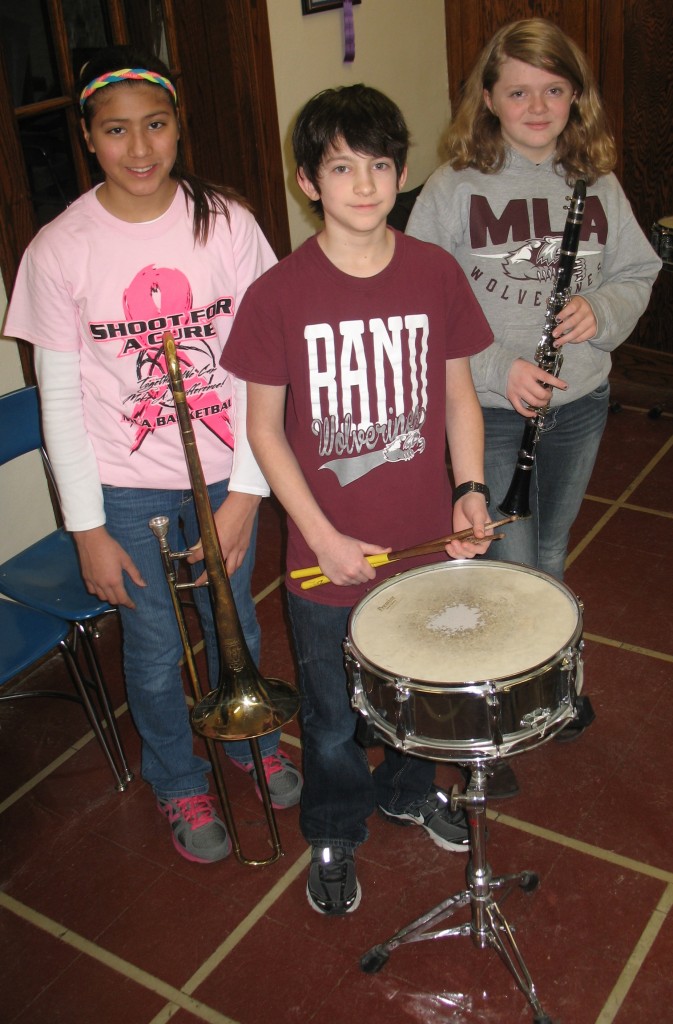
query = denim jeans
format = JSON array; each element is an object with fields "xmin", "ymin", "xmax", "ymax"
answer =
[
  {"xmin": 482, "ymin": 382, "xmax": 610, "ymax": 580},
  {"xmin": 287, "ymin": 592, "xmax": 435, "ymax": 851},
  {"xmin": 103, "ymin": 480, "xmax": 279, "ymax": 801}
]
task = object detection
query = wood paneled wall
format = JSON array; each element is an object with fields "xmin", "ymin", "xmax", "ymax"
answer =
[{"xmin": 621, "ymin": 0, "xmax": 673, "ymax": 350}]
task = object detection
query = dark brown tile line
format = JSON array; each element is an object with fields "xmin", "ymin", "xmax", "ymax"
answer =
[
  {"xmin": 567, "ymin": 433, "xmax": 673, "ymax": 570},
  {"xmin": 485, "ymin": 819, "xmax": 673, "ymax": 1024}
]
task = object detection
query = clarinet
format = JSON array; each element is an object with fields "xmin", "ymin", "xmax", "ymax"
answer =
[{"xmin": 498, "ymin": 179, "xmax": 586, "ymax": 518}]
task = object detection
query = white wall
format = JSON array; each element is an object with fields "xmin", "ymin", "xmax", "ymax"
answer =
[
  {"xmin": 0, "ymin": 284, "xmax": 56, "ymax": 562},
  {"xmin": 266, "ymin": 0, "xmax": 450, "ymax": 247}
]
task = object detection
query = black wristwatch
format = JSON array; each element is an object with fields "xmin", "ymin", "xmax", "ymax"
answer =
[{"xmin": 452, "ymin": 481, "xmax": 490, "ymax": 507}]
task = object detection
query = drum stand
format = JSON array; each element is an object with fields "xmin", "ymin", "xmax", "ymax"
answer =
[{"xmin": 360, "ymin": 764, "xmax": 553, "ymax": 1024}]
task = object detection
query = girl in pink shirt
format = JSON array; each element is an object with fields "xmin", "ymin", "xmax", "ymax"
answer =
[{"xmin": 6, "ymin": 45, "xmax": 301, "ymax": 863}]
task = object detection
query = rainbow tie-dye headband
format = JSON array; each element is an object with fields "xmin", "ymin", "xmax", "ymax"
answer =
[{"xmin": 79, "ymin": 68, "xmax": 177, "ymax": 111}]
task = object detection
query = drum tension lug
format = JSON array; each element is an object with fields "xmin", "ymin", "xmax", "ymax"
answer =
[{"xmin": 394, "ymin": 680, "xmax": 412, "ymax": 747}]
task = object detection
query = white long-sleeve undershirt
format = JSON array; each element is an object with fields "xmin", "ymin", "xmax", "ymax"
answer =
[
  {"xmin": 34, "ymin": 346, "xmax": 105, "ymax": 532},
  {"xmin": 33, "ymin": 348, "xmax": 269, "ymax": 533}
]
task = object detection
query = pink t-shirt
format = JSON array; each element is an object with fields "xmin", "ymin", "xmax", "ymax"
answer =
[{"xmin": 6, "ymin": 185, "xmax": 276, "ymax": 489}]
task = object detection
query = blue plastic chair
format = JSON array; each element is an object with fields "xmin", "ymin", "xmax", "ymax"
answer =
[
  {"xmin": 0, "ymin": 597, "xmax": 129, "ymax": 784},
  {"xmin": 0, "ymin": 386, "xmax": 132, "ymax": 791}
]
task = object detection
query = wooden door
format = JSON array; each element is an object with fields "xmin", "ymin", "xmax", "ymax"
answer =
[{"xmin": 620, "ymin": 0, "xmax": 672, "ymax": 350}]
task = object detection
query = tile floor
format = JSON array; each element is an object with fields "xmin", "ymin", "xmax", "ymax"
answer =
[{"xmin": 1, "ymin": 343, "xmax": 672, "ymax": 1024}]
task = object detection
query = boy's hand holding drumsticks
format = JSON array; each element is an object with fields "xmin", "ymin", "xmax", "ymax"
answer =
[{"xmin": 291, "ymin": 516, "xmax": 518, "ymax": 590}]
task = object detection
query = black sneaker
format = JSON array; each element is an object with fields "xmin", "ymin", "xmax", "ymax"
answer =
[
  {"xmin": 378, "ymin": 787, "xmax": 470, "ymax": 852},
  {"xmin": 306, "ymin": 846, "xmax": 361, "ymax": 915},
  {"xmin": 555, "ymin": 695, "xmax": 596, "ymax": 743}
]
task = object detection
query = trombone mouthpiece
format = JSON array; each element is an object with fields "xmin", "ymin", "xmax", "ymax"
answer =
[{"xmin": 149, "ymin": 515, "xmax": 170, "ymax": 539}]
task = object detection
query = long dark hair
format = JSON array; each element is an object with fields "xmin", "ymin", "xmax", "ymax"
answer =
[{"xmin": 77, "ymin": 45, "xmax": 251, "ymax": 243}]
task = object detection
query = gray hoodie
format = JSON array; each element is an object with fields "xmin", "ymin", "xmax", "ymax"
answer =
[{"xmin": 406, "ymin": 149, "xmax": 661, "ymax": 409}]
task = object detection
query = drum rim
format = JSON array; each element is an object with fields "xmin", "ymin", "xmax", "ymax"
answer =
[
  {"xmin": 349, "ymin": 556, "xmax": 579, "ymax": 602},
  {"xmin": 346, "ymin": 639, "xmax": 581, "ymax": 691},
  {"xmin": 347, "ymin": 558, "xmax": 582, "ymax": 689}
]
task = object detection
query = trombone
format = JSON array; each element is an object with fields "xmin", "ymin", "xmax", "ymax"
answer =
[{"xmin": 149, "ymin": 332, "xmax": 300, "ymax": 867}]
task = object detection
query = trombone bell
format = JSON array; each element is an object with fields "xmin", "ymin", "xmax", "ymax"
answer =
[{"xmin": 191, "ymin": 673, "xmax": 301, "ymax": 741}]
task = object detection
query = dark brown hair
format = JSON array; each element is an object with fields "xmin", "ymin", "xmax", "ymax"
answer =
[
  {"xmin": 292, "ymin": 84, "xmax": 409, "ymax": 217},
  {"xmin": 78, "ymin": 45, "xmax": 251, "ymax": 243}
]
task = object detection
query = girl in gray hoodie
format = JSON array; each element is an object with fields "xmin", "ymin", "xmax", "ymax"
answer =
[{"xmin": 407, "ymin": 17, "xmax": 660, "ymax": 771}]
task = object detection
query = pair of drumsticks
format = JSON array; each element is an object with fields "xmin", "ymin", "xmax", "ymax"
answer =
[{"xmin": 290, "ymin": 515, "xmax": 518, "ymax": 590}]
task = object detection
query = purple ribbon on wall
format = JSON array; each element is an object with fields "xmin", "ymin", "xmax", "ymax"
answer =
[{"xmin": 343, "ymin": 0, "xmax": 355, "ymax": 63}]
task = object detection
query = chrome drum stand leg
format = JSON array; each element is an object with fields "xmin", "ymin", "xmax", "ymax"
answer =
[{"xmin": 360, "ymin": 765, "xmax": 554, "ymax": 1024}]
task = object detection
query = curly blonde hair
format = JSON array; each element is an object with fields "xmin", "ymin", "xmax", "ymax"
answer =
[{"xmin": 447, "ymin": 18, "xmax": 616, "ymax": 185}]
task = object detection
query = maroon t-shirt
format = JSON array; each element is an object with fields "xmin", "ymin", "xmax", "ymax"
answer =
[{"xmin": 223, "ymin": 230, "xmax": 493, "ymax": 605}]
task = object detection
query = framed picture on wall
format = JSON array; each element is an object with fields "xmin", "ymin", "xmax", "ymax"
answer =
[{"xmin": 301, "ymin": 0, "xmax": 361, "ymax": 13}]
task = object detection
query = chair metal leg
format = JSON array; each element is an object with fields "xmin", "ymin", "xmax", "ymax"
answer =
[
  {"xmin": 360, "ymin": 765, "xmax": 554, "ymax": 1024},
  {"xmin": 59, "ymin": 634, "xmax": 132, "ymax": 792},
  {"xmin": 72, "ymin": 621, "xmax": 133, "ymax": 786}
]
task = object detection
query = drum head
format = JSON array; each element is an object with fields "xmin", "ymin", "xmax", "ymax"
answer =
[{"xmin": 349, "ymin": 560, "xmax": 580, "ymax": 685}]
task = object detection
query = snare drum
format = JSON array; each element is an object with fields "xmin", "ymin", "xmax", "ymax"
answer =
[
  {"xmin": 651, "ymin": 215, "xmax": 673, "ymax": 267},
  {"xmin": 344, "ymin": 560, "xmax": 583, "ymax": 763}
]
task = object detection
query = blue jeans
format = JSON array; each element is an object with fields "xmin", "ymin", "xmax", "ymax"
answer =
[
  {"xmin": 287, "ymin": 592, "xmax": 435, "ymax": 851},
  {"xmin": 483, "ymin": 382, "xmax": 610, "ymax": 580},
  {"xmin": 103, "ymin": 481, "xmax": 279, "ymax": 801}
]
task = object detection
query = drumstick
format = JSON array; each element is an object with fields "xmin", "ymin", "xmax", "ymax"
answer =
[
  {"xmin": 296, "ymin": 534, "xmax": 507, "ymax": 590},
  {"xmin": 291, "ymin": 515, "xmax": 518, "ymax": 590}
]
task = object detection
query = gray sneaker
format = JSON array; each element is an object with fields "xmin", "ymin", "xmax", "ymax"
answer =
[
  {"xmin": 378, "ymin": 787, "xmax": 470, "ymax": 852},
  {"xmin": 307, "ymin": 846, "xmax": 362, "ymax": 915},
  {"xmin": 157, "ymin": 795, "xmax": 231, "ymax": 863},
  {"xmin": 231, "ymin": 751, "xmax": 303, "ymax": 809}
]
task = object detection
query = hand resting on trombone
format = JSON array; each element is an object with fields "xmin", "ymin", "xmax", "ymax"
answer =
[{"xmin": 188, "ymin": 490, "xmax": 261, "ymax": 585}]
